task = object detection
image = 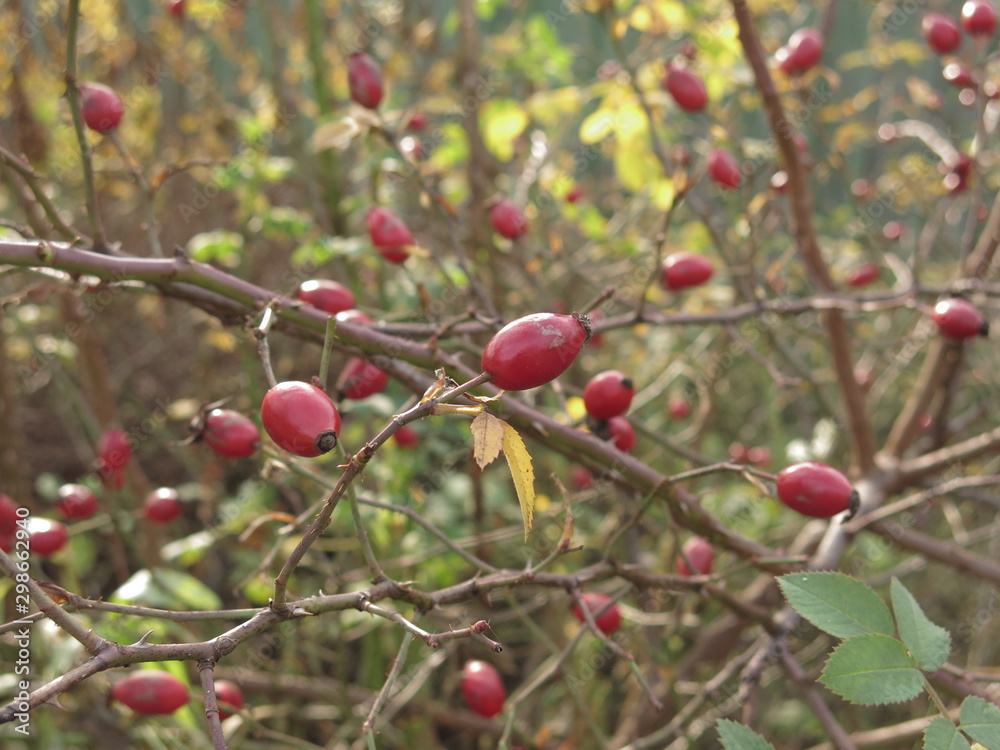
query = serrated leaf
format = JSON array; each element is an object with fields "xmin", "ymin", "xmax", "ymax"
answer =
[
  {"xmin": 716, "ymin": 719, "xmax": 777, "ymax": 750},
  {"xmin": 820, "ymin": 633, "xmax": 923, "ymax": 705},
  {"xmin": 778, "ymin": 572, "xmax": 895, "ymax": 638},
  {"xmin": 891, "ymin": 578, "xmax": 951, "ymax": 671},
  {"xmin": 471, "ymin": 412, "xmax": 504, "ymax": 469},
  {"xmin": 924, "ymin": 718, "xmax": 972, "ymax": 750},
  {"xmin": 500, "ymin": 422, "xmax": 535, "ymax": 540},
  {"xmin": 959, "ymin": 697, "xmax": 1000, "ymax": 748}
]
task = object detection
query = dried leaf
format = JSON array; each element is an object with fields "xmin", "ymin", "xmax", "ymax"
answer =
[
  {"xmin": 471, "ymin": 411, "xmax": 504, "ymax": 469},
  {"xmin": 501, "ymin": 422, "xmax": 536, "ymax": 540}
]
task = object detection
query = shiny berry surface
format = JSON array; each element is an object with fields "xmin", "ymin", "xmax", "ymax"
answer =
[
  {"xmin": 922, "ymin": 12, "xmax": 962, "ymax": 53},
  {"xmin": 262, "ymin": 381, "xmax": 341, "ymax": 457},
  {"xmin": 482, "ymin": 313, "xmax": 589, "ymax": 391},
  {"xmin": 57, "ymin": 484, "xmax": 98, "ymax": 520},
  {"xmin": 80, "ymin": 83, "xmax": 124, "ymax": 133},
  {"xmin": 932, "ymin": 298, "xmax": 989, "ymax": 339},
  {"xmin": 606, "ymin": 416, "xmax": 636, "ymax": 453},
  {"xmin": 944, "ymin": 62, "xmax": 975, "ymax": 89},
  {"xmin": 335, "ymin": 309, "xmax": 375, "ymax": 325},
  {"xmin": 661, "ymin": 252, "xmax": 714, "ymax": 291},
  {"xmin": 677, "ymin": 536, "xmax": 714, "ymax": 576},
  {"xmin": 202, "ymin": 408, "xmax": 260, "ymax": 458},
  {"xmin": 112, "ymin": 670, "xmax": 189, "ymax": 715},
  {"xmin": 338, "ymin": 358, "xmax": 390, "ymax": 400},
  {"xmin": 572, "ymin": 592, "xmax": 622, "ymax": 635},
  {"xmin": 663, "ymin": 66, "xmax": 708, "ymax": 112},
  {"xmin": 490, "ymin": 199, "xmax": 528, "ymax": 240},
  {"xmin": 97, "ymin": 428, "xmax": 131, "ymax": 489},
  {"xmin": 846, "ymin": 262, "xmax": 880, "ymax": 288},
  {"xmin": 962, "ymin": 0, "xmax": 998, "ymax": 36},
  {"xmin": 298, "ymin": 280, "xmax": 355, "ymax": 315},
  {"xmin": 28, "ymin": 518, "xmax": 69, "ymax": 556},
  {"xmin": 776, "ymin": 462, "xmax": 855, "ymax": 519},
  {"xmin": 368, "ymin": 207, "xmax": 414, "ymax": 263},
  {"xmin": 348, "ymin": 53, "xmax": 383, "ymax": 109},
  {"xmin": 707, "ymin": 149, "xmax": 742, "ymax": 189},
  {"xmin": 776, "ymin": 28, "xmax": 824, "ymax": 75},
  {"xmin": 167, "ymin": 0, "xmax": 184, "ymax": 20},
  {"xmin": 214, "ymin": 680, "xmax": 244, "ymax": 720},
  {"xmin": 461, "ymin": 660, "xmax": 506, "ymax": 719},
  {"xmin": 583, "ymin": 370, "xmax": 635, "ymax": 420},
  {"xmin": 144, "ymin": 488, "xmax": 182, "ymax": 523}
]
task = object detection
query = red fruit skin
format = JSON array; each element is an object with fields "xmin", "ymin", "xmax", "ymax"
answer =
[
  {"xmin": 606, "ymin": 416, "xmax": 636, "ymax": 453},
  {"xmin": 776, "ymin": 462, "xmax": 855, "ymax": 518},
  {"xmin": 97, "ymin": 429, "xmax": 131, "ymax": 489},
  {"xmin": 962, "ymin": 0, "xmax": 998, "ymax": 36},
  {"xmin": 392, "ymin": 425, "xmax": 419, "ymax": 448},
  {"xmin": 707, "ymin": 149, "xmax": 742, "ymax": 189},
  {"xmin": 566, "ymin": 185, "xmax": 585, "ymax": 203},
  {"xmin": 663, "ymin": 66, "xmax": 708, "ymax": 112},
  {"xmin": 297, "ymin": 280, "xmax": 355, "ymax": 315},
  {"xmin": 338, "ymin": 358, "xmax": 390, "ymax": 400},
  {"xmin": 846, "ymin": 262, "xmax": 880, "ymax": 288},
  {"xmin": 406, "ymin": 111, "xmax": 427, "ymax": 131},
  {"xmin": 461, "ymin": 661, "xmax": 506, "ymax": 719},
  {"xmin": 214, "ymin": 680, "xmax": 244, "ymax": 720},
  {"xmin": 490, "ymin": 199, "xmax": 528, "ymax": 240},
  {"xmin": 677, "ymin": 536, "xmax": 714, "ymax": 576},
  {"xmin": 661, "ymin": 252, "xmax": 715, "ymax": 291},
  {"xmin": 367, "ymin": 207, "xmax": 414, "ymax": 263},
  {"xmin": 583, "ymin": 370, "xmax": 635, "ymax": 420},
  {"xmin": 203, "ymin": 409, "xmax": 260, "ymax": 458},
  {"xmin": 261, "ymin": 382, "xmax": 342, "ymax": 457},
  {"xmin": 0, "ymin": 494, "xmax": 19, "ymax": 536},
  {"xmin": 28, "ymin": 519, "xmax": 69, "ymax": 556},
  {"xmin": 668, "ymin": 397, "xmax": 691, "ymax": 419},
  {"xmin": 932, "ymin": 298, "xmax": 989, "ymax": 339},
  {"xmin": 481, "ymin": 313, "xmax": 589, "ymax": 391},
  {"xmin": 144, "ymin": 487, "xmax": 182, "ymax": 523},
  {"xmin": 944, "ymin": 63, "xmax": 976, "ymax": 89},
  {"xmin": 348, "ymin": 53, "xmax": 383, "ymax": 109},
  {"xmin": 112, "ymin": 670, "xmax": 189, "ymax": 715},
  {"xmin": 572, "ymin": 592, "xmax": 622, "ymax": 635},
  {"xmin": 167, "ymin": 0, "xmax": 184, "ymax": 20},
  {"xmin": 335, "ymin": 309, "xmax": 375, "ymax": 325},
  {"xmin": 776, "ymin": 28, "xmax": 824, "ymax": 75},
  {"xmin": 79, "ymin": 83, "xmax": 124, "ymax": 134},
  {"xmin": 569, "ymin": 466, "xmax": 594, "ymax": 491},
  {"xmin": 922, "ymin": 12, "xmax": 962, "ymax": 53},
  {"xmin": 57, "ymin": 484, "xmax": 98, "ymax": 520},
  {"xmin": 747, "ymin": 446, "xmax": 772, "ymax": 467}
]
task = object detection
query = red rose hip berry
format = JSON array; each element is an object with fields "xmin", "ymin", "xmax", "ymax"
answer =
[
  {"xmin": 214, "ymin": 680, "xmax": 244, "ymax": 720},
  {"xmin": 57, "ymin": 484, "xmax": 98, "ymax": 520},
  {"xmin": 776, "ymin": 462, "xmax": 857, "ymax": 519},
  {"xmin": 367, "ymin": 207, "xmax": 414, "ymax": 263},
  {"xmin": 461, "ymin": 660, "xmax": 506, "ymax": 718},
  {"xmin": 112, "ymin": 670, "xmax": 189, "ymax": 715},
  {"xmin": 490, "ymin": 199, "xmax": 528, "ymax": 240},
  {"xmin": 676, "ymin": 536, "xmax": 714, "ymax": 576},
  {"xmin": 571, "ymin": 592, "xmax": 622, "ymax": 635},
  {"xmin": 80, "ymin": 83, "xmax": 124, "ymax": 133},
  {"xmin": 776, "ymin": 28, "xmax": 824, "ymax": 75},
  {"xmin": 337, "ymin": 358, "xmax": 390, "ymax": 400},
  {"xmin": 583, "ymin": 370, "xmax": 635, "ymax": 420},
  {"xmin": 298, "ymin": 280, "xmax": 355, "ymax": 315},
  {"xmin": 962, "ymin": 0, "xmax": 998, "ymax": 36},
  {"xmin": 97, "ymin": 428, "xmax": 131, "ymax": 489},
  {"xmin": 707, "ymin": 149, "xmax": 742, "ymax": 189},
  {"xmin": 932, "ymin": 298, "xmax": 989, "ymax": 339},
  {"xmin": 144, "ymin": 488, "xmax": 182, "ymax": 523},
  {"xmin": 482, "ymin": 312, "xmax": 590, "ymax": 391},
  {"xmin": 201, "ymin": 408, "xmax": 260, "ymax": 458},
  {"xmin": 922, "ymin": 12, "xmax": 962, "ymax": 53},
  {"xmin": 262, "ymin": 382, "xmax": 341, "ymax": 457},
  {"xmin": 846, "ymin": 262, "xmax": 880, "ymax": 288},
  {"xmin": 28, "ymin": 518, "xmax": 69, "ymax": 556},
  {"xmin": 605, "ymin": 416, "xmax": 636, "ymax": 453},
  {"xmin": 393, "ymin": 425, "xmax": 419, "ymax": 448},
  {"xmin": 661, "ymin": 252, "xmax": 714, "ymax": 291},
  {"xmin": 663, "ymin": 65, "xmax": 708, "ymax": 112},
  {"xmin": 348, "ymin": 52, "xmax": 383, "ymax": 109}
]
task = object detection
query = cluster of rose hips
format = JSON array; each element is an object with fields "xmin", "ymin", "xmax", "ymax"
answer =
[{"xmin": 109, "ymin": 669, "xmax": 244, "ymax": 719}]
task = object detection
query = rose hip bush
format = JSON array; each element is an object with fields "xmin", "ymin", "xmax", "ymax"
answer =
[{"xmin": 0, "ymin": 2, "xmax": 999, "ymax": 750}]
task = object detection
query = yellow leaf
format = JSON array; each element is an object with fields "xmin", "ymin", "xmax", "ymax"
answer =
[
  {"xmin": 471, "ymin": 412, "xmax": 504, "ymax": 469},
  {"xmin": 501, "ymin": 422, "xmax": 536, "ymax": 540},
  {"xmin": 481, "ymin": 100, "xmax": 530, "ymax": 162},
  {"xmin": 311, "ymin": 118, "xmax": 363, "ymax": 152},
  {"xmin": 580, "ymin": 108, "xmax": 618, "ymax": 144}
]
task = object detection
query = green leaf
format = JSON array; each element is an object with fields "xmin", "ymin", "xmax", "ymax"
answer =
[
  {"xmin": 110, "ymin": 567, "xmax": 224, "ymax": 612},
  {"xmin": 890, "ymin": 578, "xmax": 951, "ymax": 671},
  {"xmin": 481, "ymin": 99, "xmax": 529, "ymax": 162},
  {"xmin": 716, "ymin": 719, "xmax": 777, "ymax": 750},
  {"xmin": 778, "ymin": 572, "xmax": 895, "ymax": 637},
  {"xmin": 923, "ymin": 718, "xmax": 972, "ymax": 750},
  {"xmin": 820, "ymin": 633, "xmax": 923, "ymax": 705},
  {"xmin": 959, "ymin": 697, "xmax": 1000, "ymax": 748},
  {"xmin": 187, "ymin": 231, "xmax": 244, "ymax": 267}
]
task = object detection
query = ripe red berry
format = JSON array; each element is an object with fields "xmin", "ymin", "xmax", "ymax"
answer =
[
  {"xmin": 747, "ymin": 446, "xmax": 772, "ymax": 467},
  {"xmin": 393, "ymin": 425, "xmax": 419, "ymax": 448},
  {"xmin": 882, "ymin": 221, "xmax": 904, "ymax": 241},
  {"xmin": 661, "ymin": 252, "xmax": 714, "ymax": 291},
  {"xmin": 144, "ymin": 487, "xmax": 182, "ymax": 523},
  {"xmin": 490, "ymin": 199, "xmax": 528, "ymax": 240},
  {"xmin": 931, "ymin": 298, "xmax": 989, "ymax": 339},
  {"xmin": 0, "ymin": 495, "xmax": 19, "ymax": 551},
  {"xmin": 676, "ymin": 536, "xmax": 714, "ymax": 576},
  {"xmin": 97, "ymin": 428, "xmax": 131, "ymax": 489},
  {"xmin": 846, "ymin": 262, "xmax": 880, "ymax": 288},
  {"xmin": 28, "ymin": 518, "xmax": 69, "ymax": 556},
  {"xmin": 79, "ymin": 83, "xmax": 124, "ymax": 134},
  {"xmin": 583, "ymin": 370, "xmax": 635, "ymax": 420},
  {"xmin": 112, "ymin": 670, "xmax": 189, "ymax": 715},
  {"xmin": 262, "ymin": 381, "xmax": 341, "ymax": 457},
  {"xmin": 298, "ymin": 280, "xmax": 355, "ymax": 315},
  {"xmin": 922, "ymin": 12, "xmax": 962, "ymax": 53},
  {"xmin": 367, "ymin": 207, "xmax": 414, "ymax": 263},
  {"xmin": 770, "ymin": 170, "xmax": 789, "ymax": 192},
  {"xmin": 569, "ymin": 465, "xmax": 594, "ymax": 491},
  {"xmin": 776, "ymin": 462, "xmax": 857, "ymax": 519},
  {"xmin": 214, "ymin": 680, "xmax": 244, "ymax": 720},
  {"xmin": 201, "ymin": 408, "xmax": 260, "ymax": 458},
  {"xmin": 605, "ymin": 416, "xmax": 636, "ymax": 453},
  {"xmin": 663, "ymin": 65, "xmax": 708, "ymax": 112},
  {"xmin": 166, "ymin": 0, "xmax": 184, "ymax": 20},
  {"xmin": 335, "ymin": 309, "xmax": 375, "ymax": 325},
  {"xmin": 566, "ymin": 185, "xmax": 585, "ymax": 203},
  {"xmin": 776, "ymin": 28, "xmax": 824, "ymax": 75},
  {"xmin": 56, "ymin": 484, "xmax": 98, "ymax": 520},
  {"xmin": 572, "ymin": 592, "xmax": 622, "ymax": 634},
  {"xmin": 707, "ymin": 149, "xmax": 742, "ymax": 189},
  {"xmin": 944, "ymin": 62, "xmax": 976, "ymax": 89},
  {"xmin": 348, "ymin": 52, "xmax": 383, "ymax": 109},
  {"xmin": 482, "ymin": 312, "xmax": 590, "ymax": 391},
  {"xmin": 461, "ymin": 661, "xmax": 506, "ymax": 719},
  {"xmin": 962, "ymin": 0, "xmax": 998, "ymax": 36},
  {"xmin": 337, "ymin": 357, "xmax": 390, "ymax": 400},
  {"xmin": 406, "ymin": 111, "xmax": 427, "ymax": 131},
  {"xmin": 668, "ymin": 397, "xmax": 691, "ymax": 419}
]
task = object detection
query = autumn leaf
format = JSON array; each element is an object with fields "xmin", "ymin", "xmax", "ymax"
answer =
[
  {"xmin": 501, "ymin": 421, "xmax": 536, "ymax": 539},
  {"xmin": 471, "ymin": 411, "xmax": 504, "ymax": 469}
]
